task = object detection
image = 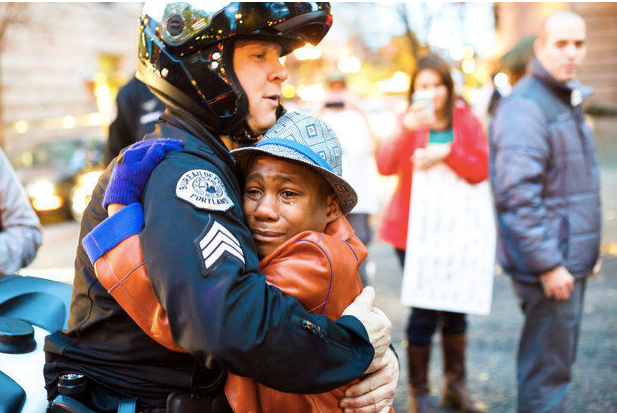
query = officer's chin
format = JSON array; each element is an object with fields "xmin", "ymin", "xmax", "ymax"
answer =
[{"xmin": 246, "ymin": 114, "xmax": 277, "ymax": 137}]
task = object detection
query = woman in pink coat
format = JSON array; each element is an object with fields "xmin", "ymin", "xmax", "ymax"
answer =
[{"xmin": 375, "ymin": 54, "xmax": 488, "ymax": 413}]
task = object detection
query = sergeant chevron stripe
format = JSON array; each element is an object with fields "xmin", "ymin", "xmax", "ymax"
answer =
[{"xmin": 199, "ymin": 221, "xmax": 245, "ymax": 269}]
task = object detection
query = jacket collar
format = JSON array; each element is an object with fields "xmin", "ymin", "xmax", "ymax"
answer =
[
  {"xmin": 259, "ymin": 216, "xmax": 356, "ymax": 265},
  {"xmin": 159, "ymin": 107, "xmax": 236, "ymax": 170},
  {"xmin": 529, "ymin": 58, "xmax": 593, "ymax": 106},
  {"xmin": 324, "ymin": 216, "xmax": 355, "ymax": 241}
]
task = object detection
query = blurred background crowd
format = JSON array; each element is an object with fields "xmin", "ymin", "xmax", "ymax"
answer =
[{"xmin": 1, "ymin": 2, "xmax": 615, "ymax": 224}]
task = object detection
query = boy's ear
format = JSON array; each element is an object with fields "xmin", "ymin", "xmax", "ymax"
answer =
[{"xmin": 325, "ymin": 193, "xmax": 342, "ymax": 224}]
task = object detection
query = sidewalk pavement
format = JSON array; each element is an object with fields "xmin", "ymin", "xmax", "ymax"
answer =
[{"xmin": 371, "ymin": 240, "xmax": 616, "ymax": 413}]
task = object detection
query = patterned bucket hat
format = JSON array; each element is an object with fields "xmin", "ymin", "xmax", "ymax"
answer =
[{"xmin": 231, "ymin": 111, "xmax": 358, "ymax": 214}]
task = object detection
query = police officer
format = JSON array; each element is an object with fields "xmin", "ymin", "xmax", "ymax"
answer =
[
  {"xmin": 44, "ymin": 3, "xmax": 397, "ymax": 412},
  {"xmin": 103, "ymin": 76, "xmax": 165, "ymax": 166}
]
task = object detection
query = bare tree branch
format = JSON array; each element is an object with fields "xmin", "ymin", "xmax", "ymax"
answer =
[
  {"xmin": 0, "ymin": 3, "xmax": 29, "ymax": 40},
  {"xmin": 0, "ymin": 2, "xmax": 30, "ymax": 149},
  {"xmin": 397, "ymin": 3, "xmax": 424, "ymax": 59}
]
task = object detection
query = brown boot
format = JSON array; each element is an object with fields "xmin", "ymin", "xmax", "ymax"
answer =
[
  {"xmin": 407, "ymin": 345, "xmax": 434, "ymax": 413},
  {"xmin": 440, "ymin": 334, "xmax": 487, "ymax": 413}
]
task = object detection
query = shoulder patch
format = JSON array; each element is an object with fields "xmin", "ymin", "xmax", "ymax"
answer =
[
  {"xmin": 196, "ymin": 220, "xmax": 245, "ymax": 273},
  {"xmin": 176, "ymin": 169, "xmax": 234, "ymax": 211}
]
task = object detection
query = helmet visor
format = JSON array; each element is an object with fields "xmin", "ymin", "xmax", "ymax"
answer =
[{"xmin": 142, "ymin": 2, "xmax": 332, "ymax": 53}]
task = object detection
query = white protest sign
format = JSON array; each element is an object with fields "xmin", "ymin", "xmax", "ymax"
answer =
[{"xmin": 400, "ymin": 163, "xmax": 496, "ymax": 315}]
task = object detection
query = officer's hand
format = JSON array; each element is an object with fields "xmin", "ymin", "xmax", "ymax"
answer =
[
  {"xmin": 342, "ymin": 287, "xmax": 392, "ymax": 358},
  {"xmin": 540, "ymin": 266, "xmax": 574, "ymax": 300},
  {"xmin": 339, "ymin": 347, "xmax": 398, "ymax": 413},
  {"xmin": 103, "ymin": 139, "xmax": 182, "ymax": 209}
]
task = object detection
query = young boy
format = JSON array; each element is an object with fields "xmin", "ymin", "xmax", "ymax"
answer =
[{"xmin": 83, "ymin": 112, "xmax": 385, "ymax": 412}]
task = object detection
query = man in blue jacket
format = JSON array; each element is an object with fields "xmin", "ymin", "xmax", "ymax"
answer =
[{"xmin": 490, "ymin": 11, "xmax": 601, "ymax": 413}]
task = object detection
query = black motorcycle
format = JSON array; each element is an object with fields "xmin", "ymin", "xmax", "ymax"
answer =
[{"xmin": 0, "ymin": 275, "xmax": 72, "ymax": 413}]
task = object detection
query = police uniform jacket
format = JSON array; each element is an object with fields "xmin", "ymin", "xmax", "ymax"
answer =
[
  {"xmin": 44, "ymin": 109, "xmax": 374, "ymax": 408},
  {"xmin": 85, "ymin": 211, "xmax": 374, "ymax": 413}
]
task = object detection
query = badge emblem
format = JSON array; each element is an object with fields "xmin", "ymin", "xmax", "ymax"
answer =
[{"xmin": 176, "ymin": 169, "xmax": 233, "ymax": 211}]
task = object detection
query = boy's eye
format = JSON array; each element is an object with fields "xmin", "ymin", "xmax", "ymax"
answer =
[
  {"xmin": 281, "ymin": 190, "xmax": 297, "ymax": 200},
  {"xmin": 245, "ymin": 188, "xmax": 262, "ymax": 199}
]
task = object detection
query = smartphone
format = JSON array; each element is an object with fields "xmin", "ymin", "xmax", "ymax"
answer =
[
  {"xmin": 324, "ymin": 100, "xmax": 345, "ymax": 109},
  {"xmin": 412, "ymin": 90, "xmax": 435, "ymax": 116}
]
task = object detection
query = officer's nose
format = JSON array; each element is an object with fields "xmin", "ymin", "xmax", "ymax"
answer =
[{"xmin": 269, "ymin": 57, "xmax": 288, "ymax": 83}]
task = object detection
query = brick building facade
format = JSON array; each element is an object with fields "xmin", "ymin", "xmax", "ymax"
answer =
[
  {"xmin": 495, "ymin": 2, "xmax": 617, "ymax": 108},
  {"xmin": 1, "ymin": 3, "xmax": 141, "ymax": 152}
]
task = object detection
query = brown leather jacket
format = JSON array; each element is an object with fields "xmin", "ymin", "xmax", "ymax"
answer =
[
  {"xmin": 92, "ymin": 216, "xmax": 371, "ymax": 412},
  {"xmin": 225, "ymin": 216, "xmax": 365, "ymax": 413}
]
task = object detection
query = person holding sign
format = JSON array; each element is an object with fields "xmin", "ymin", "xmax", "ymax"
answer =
[{"xmin": 375, "ymin": 54, "xmax": 488, "ymax": 413}]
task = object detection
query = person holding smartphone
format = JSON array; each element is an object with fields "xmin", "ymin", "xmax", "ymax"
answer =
[
  {"xmin": 320, "ymin": 72, "xmax": 379, "ymax": 286},
  {"xmin": 375, "ymin": 54, "xmax": 488, "ymax": 413}
]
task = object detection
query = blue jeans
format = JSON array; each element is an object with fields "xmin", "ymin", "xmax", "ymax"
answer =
[
  {"xmin": 395, "ymin": 248, "xmax": 467, "ymax": 346},
  {"xmin": 511, "ymin": 277, "xmax": 587, "ymax": 413},
  {"xmin": 406, "ymin": 307, "xmax": 467, "ymax": 346}
]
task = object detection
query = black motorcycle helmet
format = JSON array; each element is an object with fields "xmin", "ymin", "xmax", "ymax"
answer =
[{"xmin": 137, "ymin": 2, "xmax": 332, "ymax": 144}]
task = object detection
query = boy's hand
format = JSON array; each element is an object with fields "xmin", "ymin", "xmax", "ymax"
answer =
[
  {"xmin": 107, "ymin": 203, "xmax": 124, "ymax": 216},
  {"xmin": 103, "ymin": 139, "xmax": 183, "ymax": 209}
]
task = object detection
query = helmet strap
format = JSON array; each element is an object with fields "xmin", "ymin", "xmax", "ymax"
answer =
[{"xmin": 230, "ymin": 103, "xmax": 287, "ymax": 147}]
